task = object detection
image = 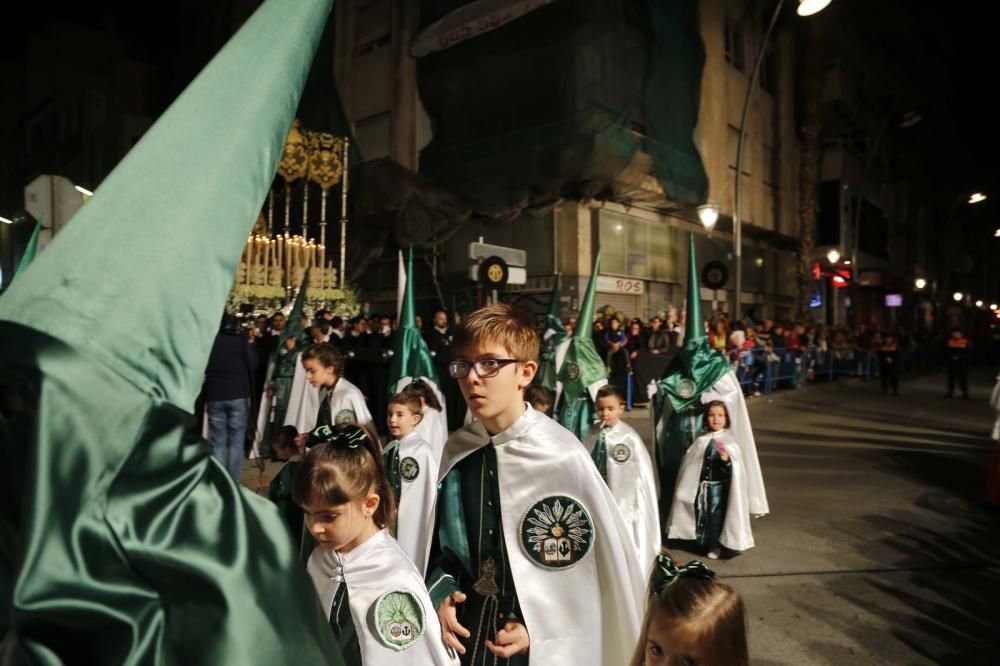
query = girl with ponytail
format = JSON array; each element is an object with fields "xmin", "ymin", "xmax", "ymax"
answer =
[{"xmin": 294, "ymin": 423, "xmax": 457, "ymax": 665}]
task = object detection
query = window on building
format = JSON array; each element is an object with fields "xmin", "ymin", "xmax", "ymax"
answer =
[
  {"xmin": 724, "ymin": 16, "xmax": 746, "ymax": 72},
  {"xmin": 599, "ymin": 211, "xmax": 680, "ymax": 282}
]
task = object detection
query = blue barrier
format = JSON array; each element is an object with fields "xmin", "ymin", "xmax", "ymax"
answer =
[{"xmin": 731, "ymin": 346, "xmax": 877, "ymax": 396}]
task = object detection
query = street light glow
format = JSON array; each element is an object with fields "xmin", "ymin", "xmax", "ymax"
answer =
[
  {"xmin": 0, "ymin": 216, "xmax": 13, "ymax": 225},
  {"xmin": 976, "ymin": 300, "xmax": 984, "ymax": 308},
  {"xmin": 992, "ymin": 304, "xmax": 998, "ymax": 310},
  {"xmin": 697, "ymin": 203, "xmax": 720, "ymax": 231},
  {"xmin": 75, "ymin": 185, "xmax": 94, "ymax": 197},
  {"xmin": 797, "ymin": 0, "xmax": 833, "ymax": 16},
  {"xmin": 827, "ymin": 249, "xmax": 841, "ymax": 264},
  {"xmin": 953, "ymin": 292, "xmax": 964, "ymax": 302},
  {"xmin": 994, "ymin": 228, "xmax": 1000, "ymax": 238},
  {"xmin": 915, "ymin": 278, "xmax": 927, "ymax": 289},
  {"xmin": 969, "ymin": 192, "xmax": 987, "ymax": 204}
]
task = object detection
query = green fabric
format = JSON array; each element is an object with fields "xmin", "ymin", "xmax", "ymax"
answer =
[
  {"xmin": 533, "ymin": 275, "xmax": 565, "ymax": 393},
  {"xmin": 653, "ymin": 401, "xmax": 704, "ymax": 532},
  {"xmin": 557, "ymin": 395, "xmax": 597, "ymax": 443},
  {"xmin": 591, "ymin": 427, "xmax": 608, "ymax": 483},
  {"xmin": 260, "ymin": 270, "xmax": 311, "ymax": 459},
  {"xmin": 330, "ymin": 584, "xmax": 360, "ymax": 665},
  {"xmin": 695, "ymin": 441, "xmax": 731, "ymax": 552},
  {"xmin": 435, "ymin": 468, "xmax": 473, "ymax": 577},
  {"xmin": 12, "ymin": 221, "xmax": 41, "ymax": 280},
  {"xmin": 388, "ymin": 246, "xmax": 438, "ymax": 397},
  {"xmin": 683, "ymin": 232, "xmax": 704, "ymax": 346},
  {"xmin": 268, "ymin": 460, "xmax": 304, "ymax": 553},
  {"xmin": 0, "ymin": 1, "xmax": 345, "ymax": 663},
  {"xmin": 556, "ymin": 251, "xmax": 606, "ymax": 405},
  {"xmin": 384, "ymin": 444, "xmax": 402, "ymax": 505}
]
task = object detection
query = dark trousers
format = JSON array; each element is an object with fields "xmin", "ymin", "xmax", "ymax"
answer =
[
  {"xmin": 880, "ymin": 364, "xmax": 898, "ymax": 394},
  {"xmin": 947, "ymin": 365, "xmax": 968, "ymax": 397}
]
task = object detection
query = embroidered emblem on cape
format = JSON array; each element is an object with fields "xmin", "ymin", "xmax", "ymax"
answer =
[
  {"xmin": 373, "ymin": 590, "xmax": 424, "ymax": 651},
  {"xmin": 520, "ymin": 495, "xmax": 594, "ymax": 569},
  {"xmin": 334, "ymin": 408, "xmax": 357, "ymax": 425},
  {"xmin": 611, "ymin": 442, "xmax": 632, "ymax": 464},
  {"xmin": 677, "ymin": 378, "xmax": 697, "ymax": 399},
  {"xmin": 400, "ymin": 456, "xmax": 420, "ymax": 481},
  {"xmin": 565, "ymin": 362, "xmax": 580, "ymax": 380}
]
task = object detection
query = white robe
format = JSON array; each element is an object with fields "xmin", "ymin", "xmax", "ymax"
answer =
[
  {"xmin": 583, "ymin": 421, "xmax": 661, "ymax": 573},
  {"xmin": 437, "ymin": 405, "xmax": 645, "ymax": 666},
  {"xmin": 285, "ymin": 371, "xmax": 373, "ymax": 433},
  {"xmin": 307, "ymin": 530, "xmax": 457, "ymax": 665},
  {"xmin": 392, "ymin": 375, "xmax": 449, "ymax": 459},
  {"xmin": 384, "ymin": 432, "xmax": 439, "ymax": 575},
  {"xmin": 699, "ymin": 371, "xmax": 769, "ymax": 517},
  {"xmin": 667, "ymin": 429, "xmax": 754, "ymax": 552},
  {"xmin": 250, "ymin": 356, "xmax": 276, "ymax": 459}
]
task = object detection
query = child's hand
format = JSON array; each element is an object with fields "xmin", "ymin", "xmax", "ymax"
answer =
[
  {"xmin": 715, "ymin": 441, "xmax": 729, "ymax": 462},
  {"xmin": 487, "ymin": 621, "xmax": 529, "ymax": 657},
  {"xmin": 437, "ymin": 592, "xmax": 470, "ymax": 655}
]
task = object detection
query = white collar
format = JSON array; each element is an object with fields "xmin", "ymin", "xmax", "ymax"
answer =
[
  {"xmin": 491, "ymin": 403, "xmax": 537, "ymax": 446},
  {"xmin": 333, "ymin": 528, "xmax": 389, "ymax": 570}
]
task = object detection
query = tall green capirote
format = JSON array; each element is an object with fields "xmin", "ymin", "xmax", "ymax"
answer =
[
  {"xmin": 0, "ymin": 1, "xmax": 344, "ymax": 663},
  {"xmin": 533, "ymin": 273, "xmax": 566, "ymax": 393},
  {"xmin": 387, "ymin": 246, "xmax": 438, "ymax": 396},
  {"xmin": 652, "ymin": 232, "xmax": 730, "ymax": 533},
  {"xmin": 556, "ymin": 251, "xmax": 608, "ymax": 439},
  {"xmin": 258, "ymin": 268, "xmax": 310, "ymax": 460}
]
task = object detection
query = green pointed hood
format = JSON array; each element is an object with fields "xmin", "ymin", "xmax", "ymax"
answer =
[
  {"xmin": 543, "ymin": 274, "xmax": 566, "ymax": 339},
  {"xmin": 557, "ymin": 250, "xmax": 607, "ymax": 407},
  {"xmin": 12, "ymin": 220, "xmax": 41, "ymax": 280},
  {"xmin": 388, "ymin": 246, "xmax": 438, "ymax": 395},
  {"xmin": 0, "ymin": 1, "xmax": 344, "ymax": 663},
  {"xmin": 655, "ymin": 232, "xmax": 729, "ymax": 412},
  {"xmin": 684, "ymin": 232, "xmax": 704, "ymax": 345},
  {"xmin": 280, "ymin": 269, "xmax": 311, "ymax": 350},
  {"xmin": 0, "ymin": 0, "xmax": 333, "ymax": 409}
]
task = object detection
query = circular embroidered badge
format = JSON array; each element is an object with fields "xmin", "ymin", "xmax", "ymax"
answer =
[
  {"xmin": 520, "ymin": 495, "xmax": 594, "ymax": 570},
  {"xmin": 611, "ymin": 442, "xmax": 632, "ymax": 464},
  {"xmin": 400, "ymin": 456, "xmax": 420, "ymax": 481},
  {"xmin": 677, "ymin": 378, "xmax": 697, "ymax": 399},
  {"xmin": 565, "ymin": 362, "xmax": 581, "ymax": 381},
  {"xmin": 334, "ymin": 408, "xmax": 357, "ymax": 425},
  {"xmin": 373, "ymin": 590, "xmax": 424, "ymax": 651}
]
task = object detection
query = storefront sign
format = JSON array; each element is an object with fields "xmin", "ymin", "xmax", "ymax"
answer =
[
  {"xmin": 596, "ymin": 275, "xmax": 644, "ymax": 295},
  {"xmin": 412, "ymin": 0, "xmax": 556, "ymax": 57}
]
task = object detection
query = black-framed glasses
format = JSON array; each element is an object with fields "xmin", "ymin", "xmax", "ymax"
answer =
[{"xmin": 448, "ymin": 358, "xmax": 520, "ymax": 379}]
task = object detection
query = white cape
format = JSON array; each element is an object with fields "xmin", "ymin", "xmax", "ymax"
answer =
[
  {"xmin": 393, "ymin": 375, "xmax": 449, "ymax": 459},
  {"xmin": 438, "ymin": 405, "xmax": 645, "ymax": 666},
  {"xmin": 285, "ymin": 368, "xmax": 373, "ymax": 432},
  {"xmin": 308, "ymin": 530, "xmax": 457, "ymax": 665},
  {"xmin": 667, "ymin": 429, "xmax": 754, "ymax": 552},
  {"xmin": 700, "ymin": 371, "xmax": 769, "ymax": 516},
  {"xmin": 385, "ymin": 431, "xmax": 439, "ymax": 575},
  {"xmin": 583, "ymin": 421, "xmax": 661, "ymax": 573}
]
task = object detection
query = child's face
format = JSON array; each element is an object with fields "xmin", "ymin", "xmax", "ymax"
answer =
[
  {"xmin": 387, "ymin": 403, "xmax": 421, "ymax": 438},
  {"xmin": 454, "ymin": 340, "xmax": 536, "ymax": 427},
  {"xmin": 644, "ymin": 608, "xmax": 704, "ymax": 666},
  {"xmin": 596, "ymin": 395, "xmax": 624, "ymax": 426},
  {"xmin": 705, "ymin": 405, "xmax": 727, "ymax": 432},
  {"xmin": 301, "ymin": 494, "xmax": 374, "ymax": 553},
  {"xmin": 303, "ymin": 357, "xmax": 336, "ymax": 387}
]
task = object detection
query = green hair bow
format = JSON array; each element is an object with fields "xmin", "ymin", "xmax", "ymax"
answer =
[
  {"xmin": 651, "ymin": 554, "xmax": 716, "ymax": 594},
  {"xmin": 310, "ymin": 424, "xmax": 368, "ymax": 448}
]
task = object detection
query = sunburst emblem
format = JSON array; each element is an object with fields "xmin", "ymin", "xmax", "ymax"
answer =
[{"xmin": 520, "ymin": 495, "xmax": 594, "ymax": 569}]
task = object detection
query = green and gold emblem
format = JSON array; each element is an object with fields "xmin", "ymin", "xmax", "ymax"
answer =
[
  {"xmin": 611, "ymin": 442, "xmax": 631, "ymax": 464},
  {"xmin": 373, "ymin": 590, "xmax": 424, "ymax": 651},
  {"xmin": 400, "ymin": 456, "xmax": 420, "ymax": 481},
  {"xmin": 334, "ymin": 408, "xmax": 357, "ymax": 425},
  {"xmin": 520, "ymin": 495, "xmax": 594, "ymax": 570},
  {"xmin": 565, "ymin": 362, "xmax": 581, "ymax": 380}
]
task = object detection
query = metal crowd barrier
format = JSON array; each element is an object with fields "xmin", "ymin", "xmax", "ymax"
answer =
[{"xmin": 731, "ymin": 346, "xmax": 880, "ymax": 395}]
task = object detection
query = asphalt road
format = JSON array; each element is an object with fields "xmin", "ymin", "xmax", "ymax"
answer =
[{"xmin": 625, "ymin": 368, "xmax": 1000, "ymax": 665}]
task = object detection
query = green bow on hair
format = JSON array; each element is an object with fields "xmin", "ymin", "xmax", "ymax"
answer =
[
  {"xmin": 651, "ymin": 555, "xmax": 716, "ymax": 594},
  {"xmin": 310, "ymin": 424, "xmax": 368, "ymax": 448}
]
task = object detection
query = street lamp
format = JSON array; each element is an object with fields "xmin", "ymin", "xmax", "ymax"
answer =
[
  {"xmin": 797, "ymin": 0, "xmax": 832, "ymax": 15},
  {"xmin": 991, "ymin": 303, "xmax": 998, "ymax": 310},
  {"xmin": 697, "ymin": 203, "xmax": 720, "ymax": 231},
  {"xmin": 826, "ymin": 249, "xmax": 841, "ymax": 264},
  {"xmin": 0, "ymin": 216, "xmax": 13, "ymax": 225},
  {"xmin": 733, "ymin": 0, "xmax": 833, "ymax": 321},
  {"xmin": 994, "ymin": 228, "xmax": 1000, "ymax": 238},
  {"xmin": 953, "ymin": 292, "xmax": 963, "ymax": 302},
  {"xmin": 969, "ymin": 192, "xmax": 987, "ymax": 204},
  {"xmin": 975, "ymin": 299, "xmax": 984, "ymax": 308},
  {"xmin": 914, "ymin": 278, "xmax": 926, "ymax": 290}
]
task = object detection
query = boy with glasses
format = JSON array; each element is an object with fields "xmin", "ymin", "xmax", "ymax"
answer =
[{"xmin": 427, "ymin": 304, "xmax": 645, "ymax": 665}]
